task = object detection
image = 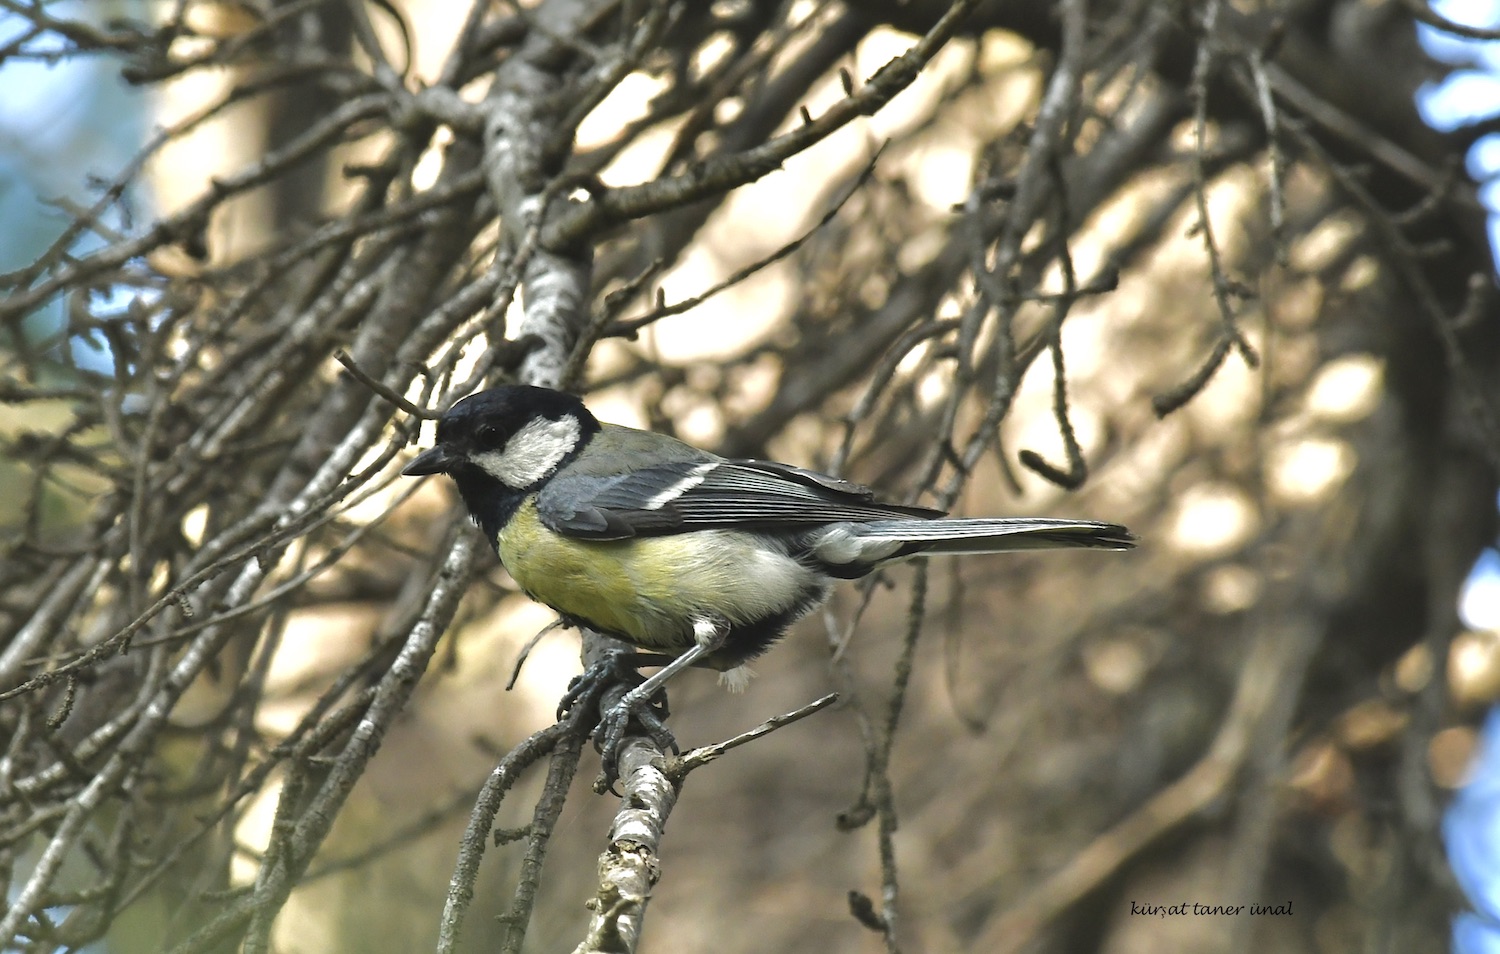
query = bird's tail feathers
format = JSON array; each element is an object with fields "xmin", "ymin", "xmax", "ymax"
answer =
[{"xmin": 814, "ymin": 518, "xmax": 1134, "ymax": 569}]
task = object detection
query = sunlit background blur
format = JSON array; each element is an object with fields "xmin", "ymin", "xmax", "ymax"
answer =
[{"xmin": 6, "ymin": 1, "xmax": 1500, "ymax": 952}]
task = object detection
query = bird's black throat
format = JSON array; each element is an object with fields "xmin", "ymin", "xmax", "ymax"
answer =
[{"xmin": 450, "ymin": 468, "xmax": 528, "ymax": 547}]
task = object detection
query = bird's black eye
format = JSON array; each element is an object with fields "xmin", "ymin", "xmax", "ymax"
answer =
[{"xmin": 477, "ymin": 424, "xmax": 506, "ymax": 446}]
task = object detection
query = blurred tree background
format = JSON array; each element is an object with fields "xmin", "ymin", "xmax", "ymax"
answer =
[{"xmin": 1, "ymin": 1, "xmax": 1496, "ymax": 952}]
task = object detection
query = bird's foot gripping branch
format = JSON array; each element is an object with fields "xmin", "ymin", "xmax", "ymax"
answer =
[{"xmin": 557, "ymin": 648, "xmax": 678, "ymax": 790}]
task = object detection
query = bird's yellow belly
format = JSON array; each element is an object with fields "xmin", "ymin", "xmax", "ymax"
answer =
[{"xmin": 496, "ymin": 499, "xmax": 813, "ymax": 654}]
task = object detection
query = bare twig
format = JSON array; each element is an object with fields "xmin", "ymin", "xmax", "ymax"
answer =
[
  {"xmin": 334, "ymin": 349, "xmax": 442, "ymax": 420},
  {"xmin": 667, "ymin": 693, "xmax": 841, "ymax": 778}
]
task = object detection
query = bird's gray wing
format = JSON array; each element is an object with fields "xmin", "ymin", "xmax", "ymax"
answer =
[{"xmin": 535, "ymin": 458, "xmax": 942, "ymax": 540}]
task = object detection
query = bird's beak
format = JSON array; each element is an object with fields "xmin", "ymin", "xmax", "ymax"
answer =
[{"xmin": 402, "ymin": 445, "xmax": 456, "ymax": 476}]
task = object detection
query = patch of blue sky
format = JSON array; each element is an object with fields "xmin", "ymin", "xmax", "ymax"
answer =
[
  {"xmin": 0, "ymin": 2, "xmax": 152, "ymax": 376},
  {"xmin": 0, "ymin": 6, "xmax": 122, "ymax": 202},
  {"xmin": 1413, "ymin": 0, "xmax": 1500, "ymax": 274},
  {"xmin": 1417, "ymin": 0, "xmax": 1500, "ymax": 68},
  {"xmin": 1449, "ymin": 709, "xmax": 1500, "ymax": 954},
  {"xmin": 1464, "ymin": 550, "xmax": 1500, "ymax": 630},
  {"xmin": 1417, "ymin": 70, "xmax": 1500, "ymax": 133},
  {"xmin": 1386, "ymin": 5, "xmax": 1500, "ymax": 954},
  {"xmin": 1457, "ymin": 911, "xmax": 1500, "ymax": 954},
  {"xmin": 1473, "ymin": 141, "xmax": 1500, "ymax": 186}
]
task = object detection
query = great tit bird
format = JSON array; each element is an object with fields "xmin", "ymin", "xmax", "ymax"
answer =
[{"xmin": 403, "ymin": 385, "xmax": 1133, "ymax": 770}]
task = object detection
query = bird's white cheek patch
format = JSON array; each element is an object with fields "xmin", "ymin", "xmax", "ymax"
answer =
[{"xmin": 472, "ymin": 415, "xmax": 581, "ymax": 488}]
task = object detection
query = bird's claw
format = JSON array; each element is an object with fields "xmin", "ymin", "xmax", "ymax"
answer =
[
  {"xmin": 556, "ymin": 651, "xmax": 676, "ymax": 791},
  {"xmin": 557, "ymin": 650, "xmax": 645, "ymax": 721},
  {"xmin": 595, "ymin": 690, "xmax": 677, "ymax": 791}
]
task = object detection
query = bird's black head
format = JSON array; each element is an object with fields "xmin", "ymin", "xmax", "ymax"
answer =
[{"xmin": 402, "ymin": 386, "xmax": 599, "ymax": 537}]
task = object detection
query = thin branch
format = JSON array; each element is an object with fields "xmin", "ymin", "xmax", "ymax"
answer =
[
  {"xmin": 334, "ymin": 349, "xmax": 441, "ymax": 419},
  {"xmin": 541, "ymin": 0, "xmax": 982, "ymax": 248},
  {"xmin": 666, "ymin": 693, "xmax": 841, "ymax": 778},
  {"xmin": 1398, "ymin": 0, "xmax": 1500, "ymax": 41},
  {"xmin": 437, "ymin": 718, "xmax": 581, "ymax": 954}
]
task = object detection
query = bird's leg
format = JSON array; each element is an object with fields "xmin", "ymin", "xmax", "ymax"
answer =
[
  {"xmin": 595, "ymin": 616, "xmax": 728, "ymax": 786},
  {"xmin": 556, "ymin": 648, "xmax": 673, "ymax": 721}
]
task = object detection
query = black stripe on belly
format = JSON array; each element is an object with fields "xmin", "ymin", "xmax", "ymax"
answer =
[{"xmin": 707, "ymin": 579, "xmax": 831, "ymax": 670}]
